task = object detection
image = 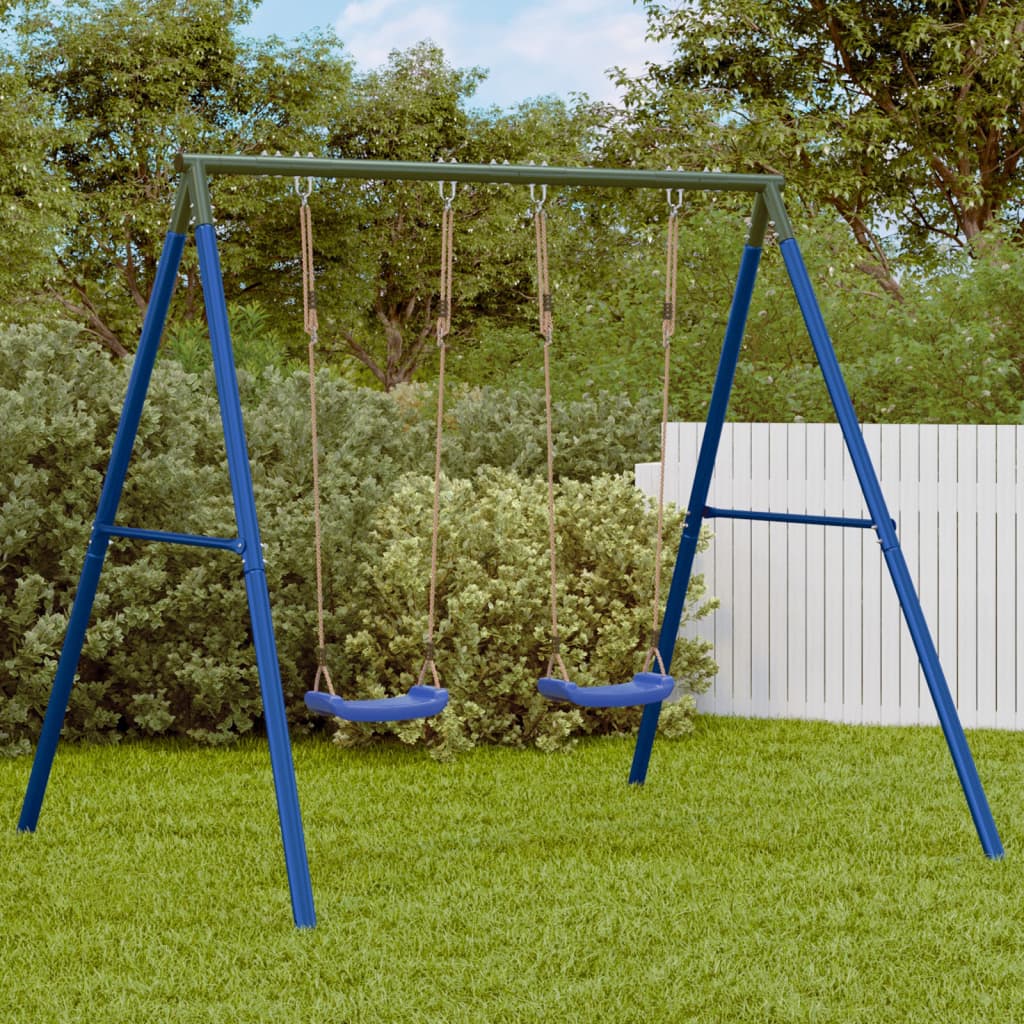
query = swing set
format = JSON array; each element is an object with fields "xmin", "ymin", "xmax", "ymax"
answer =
[{"xmin": 17, "ymin": 154, "xmax": 1003, "ymax": 930}]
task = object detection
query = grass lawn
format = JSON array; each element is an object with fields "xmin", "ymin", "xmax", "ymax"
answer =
[{"xmin": 2, "ymin": 715, "xmax": 1022, "ymax": 1023}]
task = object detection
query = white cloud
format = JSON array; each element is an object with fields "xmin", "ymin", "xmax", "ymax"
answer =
[
  {"xmin": 494, "ymin": 0, "xmax": 669, "ymax": 103},
  {"xmin": 335, "ymin": 2, "xmax": 457, "ymax": 68},
  {"xmin": 336, "ymin": 0, "xmax": 404, "ymax": 27},
  {"xmin": 334, "ymin": 0, "xmax": 671, "ymax": 108}
]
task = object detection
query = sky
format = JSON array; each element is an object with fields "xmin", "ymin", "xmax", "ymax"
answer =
[{"xmin": 244, "ymin": 0, "xmax": 673, "ymax": 110}]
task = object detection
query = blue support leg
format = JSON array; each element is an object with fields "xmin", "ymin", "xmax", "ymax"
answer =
[
  {"xmin": 780, "ymin": 237, "xmax": 1003, "ymax": 859},
  {"xmin": 629, "ymin": 244, "xmax": 764, "ymax": 785},
  {"xmin": 194, "ymin": 224, "xmax": 318, "ymax": 926},
  {"xmin": 19, "ymin": 231, "xmax": 187, "ymax": 834}
]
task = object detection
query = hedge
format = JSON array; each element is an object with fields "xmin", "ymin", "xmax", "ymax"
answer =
[{"xmin": 0, "ymin": 325, "xmax": 715, "ymax": 756}]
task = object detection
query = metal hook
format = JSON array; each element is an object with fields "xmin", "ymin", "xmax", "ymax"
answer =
[
  {"xmin": 439, "ymin": 180, "xmax": 456, "ymax": 208},
  {"xmin": 529, "ymin": 181, "xmax": 548, "ymax": 210},
  {"xmin": 666, "ymin": 187, "xmax": 684, "ymax": 215},
  {"xmin": 294, "ymin": 174, "xmax": 314, "ymax": 203}
]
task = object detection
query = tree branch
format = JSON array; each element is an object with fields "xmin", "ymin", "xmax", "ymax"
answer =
[
  {"xmin": 828, "ymin": 199, "xmax": 904, "ymax": 301},
  {"xmin": 49, "ymin": 281, "xmax": 130, "ymax": 357},
  {"xmin": 399, "ymin": 311, "xmax": 436, "ymax": 382},
  {"xmin": 339, "ymin": 327, "xmax": 386, "ymax": 388},
  {"xmin": 905, "ymin": 193, "xmax": 967, "ymax": 247}
]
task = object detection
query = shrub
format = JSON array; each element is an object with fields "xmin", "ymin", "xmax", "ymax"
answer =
[
  {"xmin": 162, "ymin": 301, "xmax": 301, "ymax": 379},
  {"xmin": 331, "ymin": 468, "xmax": 716, "ymax": 759},
  {"xmin": 0, "ymin": 325, "xmax": 714, "ymax": 755},
  {"xmin": 0, "ymin": 325, "xmax": 254, "ymax": 750},
  {"xmin": 382, "ymin": 380, "xmax": 664, "ymax": 482}
]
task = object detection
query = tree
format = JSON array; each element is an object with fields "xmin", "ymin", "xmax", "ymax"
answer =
[
  {"xmin": 288, "ymin": 44, "xmax": 614, "ymax": 390},
  {"xmin": 621, "ymin": 1, "xmax": 1024, "ymax": 293},
  {"xmin": 0, "ymin": 43, "xmax": 75, "ymax": 320},
  {"xmin": 14, "ymin": 0, "xmax": 353, "ymax": 355},
  {"xmin": 311, "ymin": 42, "xmax": 488, "ymax": 389}
]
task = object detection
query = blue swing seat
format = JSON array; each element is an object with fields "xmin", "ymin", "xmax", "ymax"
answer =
[
  {"xmin": 537, "ymin": 671, "xmax": 675, "ymax": 708},
  {"xmin": 304, "ymin": 685, "xmax": 449, "ymax": 723}
]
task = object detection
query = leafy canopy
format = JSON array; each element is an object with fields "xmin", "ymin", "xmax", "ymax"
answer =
[
  {"xmin": 625, "ymin": 0, "xmax": 1024, "ymax": 285},
  {"xmin": 13, "ymin": 0, "xmax": 353, "ymax": 353}
]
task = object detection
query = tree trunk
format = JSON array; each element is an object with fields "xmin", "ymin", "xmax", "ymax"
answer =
[{"xmin": 341, "ymin": 294, "xmax": 437, "ymax": 391}]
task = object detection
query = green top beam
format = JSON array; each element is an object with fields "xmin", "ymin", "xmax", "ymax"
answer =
[{"xmin": 174, "ymin": 152, "xmax": 783, "ymax": 194}]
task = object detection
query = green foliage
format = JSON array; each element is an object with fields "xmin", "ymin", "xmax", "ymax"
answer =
[
  {"xmin": 385, "ymin": 381, "xmax": 663, "ymax": 482},
  {"xmin": 626, "ymin": 0, "xmax": 1024, "ymax": 282},
  {"xmin": 334, "ymin": 469, "xmax": 715, "ymax": 759},
  {"xmin": 297, "ymin": 49, "xmax": 615, "ymax": 389},
  {"xmin": 3, "ymin": 0, "xmax": 624, "ymax": 387},
  {"xmin": 0, "ymin": 50, "xmax": 74, "ymax": 321},
  {"xmin": 5, "ymin": 0, "xmax": 1024, "ymax": 422},
  {"xmin": 427, "ymin": 194, "xmax": 773, "ymax": 409},
  {"xmin": 0, "ymin": 326, "xmax": 713, "ymax": 754},
  {"xmin": 12, "ymin": 0, "xmax": 353, "ymax": 354},
  {"xmin": 720, "ymin": 231, "xmax": 1024, "ymax": 424},
  {"xmin": 162, "ymin": 300, "xmax": 303, "ymax": 379},
  {"xmin": 0, "ymin": 324, "xmax": 254, "ymax": 750},
  {"xmin": 6, "ymin": 0, "xmax": 624, "ymax": 384}
]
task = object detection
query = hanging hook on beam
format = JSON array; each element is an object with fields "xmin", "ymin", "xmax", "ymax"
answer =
[{"xmin": 439, "ymin": 179, "xmax": 457, "ymax": 209}]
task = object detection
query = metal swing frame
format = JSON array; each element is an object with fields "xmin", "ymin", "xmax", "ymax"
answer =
[{"xmin": 17, "ymin": 153, "xmax": 1002, "ymax": 932}]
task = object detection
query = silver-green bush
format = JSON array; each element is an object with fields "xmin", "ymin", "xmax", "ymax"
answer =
[
  {"xmin": 334, "ymin": 469, "xmax": 715, "ymax": 758},
  {"xmin": 0, "ymin": 326, "xmax": 715, "ymax": 754}
]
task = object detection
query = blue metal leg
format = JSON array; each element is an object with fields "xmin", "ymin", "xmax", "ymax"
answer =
[
  {"xmin": 194, "ymin": 224, "xmax": 318, "ymax": 925},
  {"xmin": 780, "ymin": 237, "xmax": 1003, "ymax": 859},
  {"xmin": 629, "ymin": 244, "xmax": 764, "ymax": 784},
  {"xmin": 19, "ymin": 231, "xmax": 187, "ymax": 833}
]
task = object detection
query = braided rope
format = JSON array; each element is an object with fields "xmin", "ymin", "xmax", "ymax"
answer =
[
  {"xmin": 534, "ymin": 195, "xmax": 571, "ymax": 682},
  {"xmin": 643, "ymin": 197, "xmax": 681, "ymax": 676},
  {"xmin": 417, "ymin": 186, "xmax": 455, "ymax": 689},
  {"xmin": 299, "ymin": 193, "xmax": 336, "ymax": 696}
]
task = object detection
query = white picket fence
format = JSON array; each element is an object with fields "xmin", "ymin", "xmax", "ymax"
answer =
[{"xmin": 636, "ymin": 423, "xmax": 1024, "ymax": 730}]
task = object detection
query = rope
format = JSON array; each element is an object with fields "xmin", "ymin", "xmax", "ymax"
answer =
[
  {"xmin": 643, "ymin": 192, "xmax": 682, "ymax": 676},
  {"xmin": 533, "ymin": 187, "xmax": 571, "ymax": 682},
  {"xmin": 302, "ymin": 179, "xmax": 453, "ymax": 693},
  {"xmin": 417, "ymin": 182, "xmax": 456, "ymax": 690},
  {"xmin": 298, "ymin": 183, "xmax": 336, "ymax": 696}
]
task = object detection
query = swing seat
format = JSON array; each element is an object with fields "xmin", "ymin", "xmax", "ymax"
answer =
[
  {"xmin": 304, "ymin": 685, "xmax": 449, "ymax": 723},
  {"xmin": 537, "ymin": 672, "xmax": 675, "ymax": 708}
]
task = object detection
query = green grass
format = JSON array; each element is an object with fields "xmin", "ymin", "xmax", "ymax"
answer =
[{"xmin": 2, "ymin": 716, "xmax": 1023, "ymax": 1023}]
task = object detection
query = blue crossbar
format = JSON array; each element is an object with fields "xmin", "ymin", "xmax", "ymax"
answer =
[
  {"xmin": 703, "ymin": 506, "xmax": 875, "ymax": 530},
  {"xmin": 98, "ymin": 524, "xmax": 245, "ymax": 553}
]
